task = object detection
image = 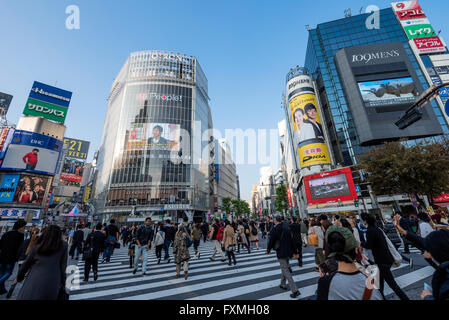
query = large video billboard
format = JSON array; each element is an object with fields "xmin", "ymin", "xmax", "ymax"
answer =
[
  {"xmin": 0, "ymin": 130, "xmax": 63, "ymax": 175},
  {"xmin": 23, "ymin": 81, "xmax": 72, "ymax": 123},
  {"xmin": 128, "ymin": 122, "xmax": 180, "ymax": 151},
  {"xmin": 358, "ymin": 77, "xmax": 418, "ymax": 107},
  {"xmin": 334, "ymin": 42, "xmax": 443, "ymax": 145},
  {"xmin": 59, "ymin": 137, "xmax": 90, "ymax": 187},
  {"xmin": 286, "ymin": 75, "xmax": 331, "ymax": 168},
  {"xmin": 0, "ymin": 174, "xmax": 20, "ymax": 203},
  {"xmin": 304, "ymin": 167, "xmax": 358, "ymax": 205},
  {"xmin": 0, "ymin": 92, "xmax": 13, "ymax": 116},
  {"xmin": 0, "ymin": 173, "xmax": 51, "ymax": 205},
  {"xmin": 63, "ymin": 137, "xmax": 90, "ymax": 160},
  {"xmin": 60, "ymin": 158, "xmax": 85, "ymax": 184}
]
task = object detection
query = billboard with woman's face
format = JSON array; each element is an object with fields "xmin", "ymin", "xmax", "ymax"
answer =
[
  {"xmin": 287, "ymin": 75, "xmax": 331, "ymax": 168},
  {"xmin": 12, "ymin": 174, "xmax": 50, "ymax": 205}
]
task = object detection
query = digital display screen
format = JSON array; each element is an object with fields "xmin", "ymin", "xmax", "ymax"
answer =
[
  {"xmin": 308, "ymin": 174, "xmax": 351, "ymax": 200},
  {"xmin": 358, "ymin": 77, "xmax": 418, "ymax": 107}
]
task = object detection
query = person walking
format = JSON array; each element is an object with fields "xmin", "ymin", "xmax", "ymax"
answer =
[
  {"xmin": 259, "ymin": 220, "xmax": 266, "ymax": 239},
  {"xmin": 360, "ymin": 213, "xmax": 409, "ymax": 300},
  {"xmin": 309, "ymin": 219, "xmax": 325, "ymax": 272},
  {"xmin": 14, "ymin": 225, "xmax": 68, "ymax": 300},
  {"xmin": 0, "ymin": 220, "xmax": 26, "ymax": 295},
  {"xmin": 154, "ymin": 223, "xmax": 165, "ymax": 264},
  {"xmin": 249, "ymin": 221, "xmax": 259, "ymax": 250},
  {"xmin": 200, "ymin": 222, "xmax": 209, "ymax": 243},
  {"xmin": 299, "ymin": 219, "xmax": 308, "ymax": 247},
  {"xmin": 222, "ymin": 220, "xmax": 237, "ymax": 266},
  {"xmin": 69, "ymin": 225, "xmax": 84, "ymax": 260},
  {"xmin": 191, "ymin": 223, "xmax": 202, "ymax": 259},
  {"xmin": 266, "ymin": 216, "xmax": 300, "ymax": 299},
  {"xmin": 209, "ymin": 218, "xmax": 226, "ymax": 262},
  {"xmin": 243, "ymin": 219, "xmax": 251, "ymax": 247},
  {"xmin": 317, "ymin": 225, "xmax": 383, "ymax": 300},
  {"xmin": 236, "ymin": 220, "xmax": 250, "ymax": 254},
  {"xmin": 162, "ymin": 219, "xmax": 175, "ymax": 264},
  {"xmin": 68, "ymin": 227, "xmax": 75, "ymax": 246},
  {"xmin": 417, "ymin": 212, "xmax": 434, "ymax": 238},
  {"xmin": 133, "ymin": 217, "xmax": 154, "ymax": 276},
  {"xmin": 399, "ymin": 213, "xmax": 413, "ymax": 254},
  {"xmin": 173, "ymin": 225, "xmax": 191, "ymax": 280},
  {"xmin": 83, "ymin": 223, "xmax": 106, "ymax": 282},
  {"xmin": 383, "ymin": 215, "xmax": 413, "ymax": 268},
  {"xmin": 102, "ymin": 219, "xmax": 119, "ymax": 263},
  {"xmin": 128, "ymin": 226, "xmax": 137, "ymax": 268},
  {"xmin": 290, "ymin": 217, "xmax": 303, "ymax": 267}
]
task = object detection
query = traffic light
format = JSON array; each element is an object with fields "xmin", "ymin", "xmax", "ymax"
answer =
[{"xmin": 354, "ymin": 199, "xmax": 359, "ymax": 208}]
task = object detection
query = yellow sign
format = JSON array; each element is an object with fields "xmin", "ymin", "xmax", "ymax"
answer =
[
  {"xmin": 289, "ymin": 93, "xmax": 331, "ymax": 167},
  {"xmin": 83, "ymin": 186, "xmax": 91, "ymax": 203}
]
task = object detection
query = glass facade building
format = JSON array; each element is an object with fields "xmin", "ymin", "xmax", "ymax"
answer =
[
  {"xmin": 304, "ymin": 8, "xmax": 449, "ymax": 166},
  {"xmin": 94, "ymin": 51, "xmax": 214, "ymax": 223}
]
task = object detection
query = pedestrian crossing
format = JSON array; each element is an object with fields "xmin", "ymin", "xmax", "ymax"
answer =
[{"xmin": 68, "ymin": 241, "xmax": 433, "ymax": 300}]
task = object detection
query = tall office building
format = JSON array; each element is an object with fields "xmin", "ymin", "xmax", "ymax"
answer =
[
  {"xmin": 94, "ymin": 51, "xmax": 214, "ymax": 223},
  {"xmin": 304, "ymin": 8, "xmax": 448, "ymax": 167}
]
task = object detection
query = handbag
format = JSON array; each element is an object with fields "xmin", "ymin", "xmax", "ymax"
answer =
[
  {"xmin": 308, "ymin": 227, "xmax": 319, "ymax": 246},
  {"xmin": 186, "ymin": 237, "xmax": 193, "ymax": 248},
  {"xmin": 381, "ymin": 230, "xmax": 402, "ymax": 268},
  {"xmin": 82, "ymin": 236, "xmax": 94, "ymax": 261}
]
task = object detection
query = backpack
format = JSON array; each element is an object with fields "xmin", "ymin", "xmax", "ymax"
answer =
[
  {"xmin": 251, "ymin": 227, "xmax": 258, "ymax": 236},
  {"xmin": 186, "ymin": 236, "xmax": 193, "ymax": 248},
  {"xmin": 216, "ymin": 226, "xmax": 225, "ymax": 241},
  {"xmin": 244, "ymin": 224, "xmax": 250, "ymax": 235}
]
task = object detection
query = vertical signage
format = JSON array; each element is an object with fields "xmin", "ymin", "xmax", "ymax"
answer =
[{"xmin": 286, "ymin": 74, "xmax": 331, "ymax": 168}]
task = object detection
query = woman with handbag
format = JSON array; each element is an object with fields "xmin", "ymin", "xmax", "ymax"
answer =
[
  {"xmin": 308, "ymin": 219, "xmax": 325, "ymax": 272},
  {"xmin": 173, "ymin": 225, "xmax": 190, "ymax": 280},
  {"xmin": 223, "ymin": 220, "xmax": 237, "ymax": 266},
  {"xmin": 236, "ymin": 221, "xmax": 250, "ymax": 254},
  {"xmin": 83, "ymin": 223, "xmax": 106, "ymax": 282},
  {"xmin": 14, "ymin": 225, "xmax": 68, "ymax": 300}
]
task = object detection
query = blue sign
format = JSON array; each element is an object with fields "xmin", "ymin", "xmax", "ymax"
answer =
[
  {"xmin": 215, "ymin": 164, "xmax": 220, "ymax": 181},
  {"xmin": 28, "ymin": 81, "xmax": 72, "ymax": 108},
  {"xmin": 0, "ymin": 130, "xmax": 63, "ymax": 176},
  {"xmin": 355, "ymin": 185, "xmax": 361, "ymax": 193},
  {"xmin": 0, "ymin": 174, "xmax": 20, "ymax": 203},
  {"xmin": 0, "ymin": 208, "xmax": 40, "ymax": 220},
  {"xmin": 446, "ymin": 99, "xmax": 449, "ymax": 117}
]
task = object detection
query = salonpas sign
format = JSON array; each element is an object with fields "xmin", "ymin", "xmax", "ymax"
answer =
[
  {"xmin": 23, "ymin": 81, "xmax": 72, "ymax": 124},
  {"xmin": 24, "ymin": 98, "xmax": 68, "ymax": 123}
]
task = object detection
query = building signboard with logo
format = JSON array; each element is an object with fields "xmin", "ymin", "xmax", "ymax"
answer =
[
  {"xmin": 23, "ymin": 81, "xmax": 72, "ymax": 124},
  {"xmin": 0, "ymin": 130, "xmax": 63, "ymax": 175},
  {"xmin": 1, "ymin": 208, "xmax": 40, "ymax": 220},
  {"xmin": 286, "ymin": 75, "xmax": 331, "ymax": 168},
  {"xmin": 392, "ymin": 1, "xmax": 446, "ymax": 55},
  {"xmin": 0, "ymin": 92, "xmax": 13, "ymax": 116}
]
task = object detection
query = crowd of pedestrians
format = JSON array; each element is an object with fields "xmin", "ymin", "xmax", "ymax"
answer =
[{"xmin": 0, "ymin": 209, "xmax": 447, "ymax": 300}]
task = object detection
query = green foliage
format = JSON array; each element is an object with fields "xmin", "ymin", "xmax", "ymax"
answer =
[
  {"xmin": 221, "ymin": 197, "xmax": 232, "ymax": 214},
  {"xmin": 275, "ymin": 185, "xmax": 289, "ymax": 213},
  {"xmin": 231, "ymin": 200, "xmax": 250, "ymax": 216},
  {"xmin": 357, "ymin": 138, "xmax": 449, "ymax": 206}
]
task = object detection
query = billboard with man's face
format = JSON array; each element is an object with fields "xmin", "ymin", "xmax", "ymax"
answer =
[{"xmin": 0, "ymin": 130, "xmax": 63, "ymax": 175}]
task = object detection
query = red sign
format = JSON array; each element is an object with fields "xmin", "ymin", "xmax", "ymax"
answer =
[
  {"xmin": 393, "ymin": 1, "xmax": 426, "ymax": 20},
  {"xmin": 413, "ymin": 37, "xmax": 446, "ymax": 54},
  {"xmin": 60, "ymin": 173, "xmax": 82, "ymax": 183},
  {"xmin": 304, "ymin": 167, "xmax": 358, "ymax": 206},
  {"xmin": 433, "ymin": 194, "xmax": 449, "ymax": 203},
  {"xmin": 287, "ymin": 189, "xmax": 293, "ymax": 208}
]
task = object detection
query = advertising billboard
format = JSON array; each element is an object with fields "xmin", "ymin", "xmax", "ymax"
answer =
[
  {"xmin": 1, "ymin": 208, "xmax": 40, "ymax": 220},
  {"xmin": 358, "ymin": 77, "xmax": 418, "ymax": 107},
  {"xmin": 23, "ymin": 81, "xmax": 72, "ymax": 123},
  {"xmin": 392, "ymin": 1, "xmax": 426, "ymax": 20},
  {"xmin": 403, "ymin": 24, "xmax": 436, "ymax": 40},
  {"xmin": 11, "ymin": 174, "xmax": 50, "ymax": 205},
  {"xmin": 0, "ymin": 128, "xmax": 14, "ymax": 158},
  {"xmin": 60, "ymin": 158, "xmax": 85, "ymax": 184},
  {"xmin": 0, "ymin": 174, "xmax": 20, "ymax": 203},
  {"xmin": 0, "ymin": 92, "xmax": 13, "ymax": 116},
  {"xmin": 128, "ymin": 123, "xmax": 180, "ymax": 152},
  {"xmin": 63, "ymin": 137, "xmax": 90, "ymax": 160},
  {"xmin": 0, "ymin": 130, "xmax": 63, "ymax": 175},
  {"xmin": 286, "ymin": 75, "xmax": 331, "ymax": 168},
  {"xmin": 304, "ymin": 167, "xmax": 358, "ymax": 205}
]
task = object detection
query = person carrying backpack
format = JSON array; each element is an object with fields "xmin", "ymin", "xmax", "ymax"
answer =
[
  {"xmin": 191, "ymin": 223, "xmax": 202, "ymax": 259},
  {"xmin": 249, "ymin": 221, "xmax": 259, "ymax": 250},
  {"xmin": 209, "ymin": 218, "xmax": 226, "ymax": 262}
]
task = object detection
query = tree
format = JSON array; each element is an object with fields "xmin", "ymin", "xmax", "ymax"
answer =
[
  {"xmin": 275, "ymin": 185, "xmax": 290, "ymax": 215},
  {"xmin": 357, "ymin": 138, "xmax": 449, "ymax": 208},
  {"xmin": 221, "ymin": 197, "xmax": 232, "ymax": 214}
]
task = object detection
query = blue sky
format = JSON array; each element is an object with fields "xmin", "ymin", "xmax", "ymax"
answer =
[{"xmin": 1, "ymin": 0, "xmax": 448, "ymax": 201}]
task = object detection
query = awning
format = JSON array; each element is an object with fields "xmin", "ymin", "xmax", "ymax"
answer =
[{"xmin": 434, "ymin": 202, "xmax": 449, "ymax": 208}]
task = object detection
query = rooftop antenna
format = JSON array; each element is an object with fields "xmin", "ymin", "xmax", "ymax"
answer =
[
  {"xmin": 344, "ymin": 8, "xmax": 352, "ymax": 18},
  {"xmin": 359, "ymin": 7, "xmax": 364, "ymax": 14}
]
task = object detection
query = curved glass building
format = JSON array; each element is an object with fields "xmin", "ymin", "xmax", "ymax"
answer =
[{"xmin": 94, "ymin": 51, "xmax": 214, "ymax": 223}]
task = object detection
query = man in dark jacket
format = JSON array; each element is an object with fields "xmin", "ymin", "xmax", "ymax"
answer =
[
  {"xmin": 266, "ymin": 216, "xmax": 300, "ymax": 298},
  {"xmin": 266, "ymin": 217, "xmax": 274, "ymax": 236},
  {"xmin": 289, "ymin": 217, "xmax": 303, "ymax": 267},
  {"xmin": 102, "ymin": 219, "xmax": 119, "ymax": 263},
  {"xmin": 83, "ymin": 223, "xmax": 106, "ymax": 282},
  {"xmin": 162, "ymin": 219, "xmax": 175, "ymax": 263},
  {"xmin": 0, "ymin": 220, "xmax": 26, "ymax": 295},
  {"xmin": 200, "ymin": 222, "xmax": 209, "ymax": 243},
  {"xmin": 70, "ymin": 225, "xmax": 84, "ymax": 260},
  {"xmin": 360, "ymin": 213, "xmax": 409, "ymax": 300},
  {"xmin": 259, "ymin": 220, "xmax": 266, "ymax": 239},
  {"xmin": 133, "ymin": 217, "xmax": 154, "ymax": 276},
  {"xmin": 399, "ymin": 213, "xmax": 412, "ymax": 254}
]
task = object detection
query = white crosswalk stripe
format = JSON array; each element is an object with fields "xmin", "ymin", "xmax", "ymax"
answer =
[{"xmin": 67, "ymin": 241, "xmax": 432, "ymax": 300}]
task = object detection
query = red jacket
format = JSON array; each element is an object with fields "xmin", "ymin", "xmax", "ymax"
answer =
[{"xmin": 23, "ymin": 152, "xmax": 38, "ymax": 166}]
